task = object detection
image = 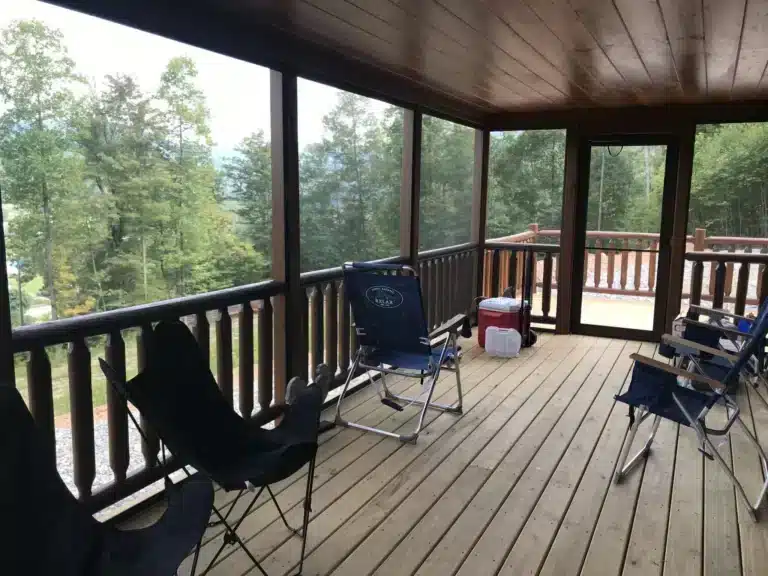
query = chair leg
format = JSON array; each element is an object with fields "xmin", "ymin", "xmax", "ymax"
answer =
[
  {"xmin": 614, "ymin": 409, "xmax": 661, "ymax": 483},
  {"xmin": 452, "ymin": 334, "xmax": 463, "ymax": 414},
  {"xmin": 189, "ymin": 541, "xmax": 201, "ymax": 576},
  {"xmin": 201, "ymin": 502, "xmax": 269, "ymax": 576},
  {"xmin": 267, "ymin": 485, "xmax": 300, "ymax": 536},
  {"xmin": 334, "ymin": 352, "xmax": 361, "ymax": 427},
  {"xmin": 294, "ymin": 455, "xmax": 316, "ymax": 576}
]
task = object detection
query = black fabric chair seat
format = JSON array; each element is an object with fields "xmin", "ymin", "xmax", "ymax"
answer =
[
  {"xmin": 122, "ymin": 320, "xmax": 323, "ymax": 492},
  {"xmin": 615, "ymin": 362, "xmax": 714, "ymax": 427},
  {"xmin": 0, "ymin": 385, "xmax": 213, "ymax": 576}
]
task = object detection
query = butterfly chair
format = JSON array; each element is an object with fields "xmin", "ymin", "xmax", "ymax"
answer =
[
  {"xmin": 99, "ymin": 320, "xmax": 328, "ymax": 576},
  {"xmin": 334, "ymin": 262, "xmax": 471, "ymax": 443},
  {"xmin": 614, "ymin": 310, "xmax": 768, "ymax": 519},
  {"xmin": 0, "ymin": 384, "xmax": 213, "ymax": 576}
]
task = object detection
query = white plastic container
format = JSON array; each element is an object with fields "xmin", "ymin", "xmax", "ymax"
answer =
[{"xmin": 485, "ymin": 326, "xmax": 522, "ymax": 358}]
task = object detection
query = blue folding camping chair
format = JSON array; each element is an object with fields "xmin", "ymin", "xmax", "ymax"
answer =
[
  {"xmin": 334, "ymin": 262, "xmax": 471, "ymax": 443},
  {"xmin": 614, "ymin": 308, "xmax": 768, "ymax": 519}
]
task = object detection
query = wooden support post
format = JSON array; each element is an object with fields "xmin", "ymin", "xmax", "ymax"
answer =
[
  {"xmin": 271, "ymin": 70, "xmax": 302, "ymax": 402},
  {"xmin": 693, "ymin": 228, "xmax": 706, "ymax": 251},
  {"xmin": 555, "ymin": 129, "xmax": 579, "ymax": 334},
  {"xmin": 400, "ymin": 108, "xmax": 421, "ymax": 267},
  {"xmin": 471, "ymin": 129, "xmax": 490, "ymax": 307}
]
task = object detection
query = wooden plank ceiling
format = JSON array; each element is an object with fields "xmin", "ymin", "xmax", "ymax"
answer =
[{"xmin": 221, "ymin": 0, "xmax": 768, "ymax": 113}]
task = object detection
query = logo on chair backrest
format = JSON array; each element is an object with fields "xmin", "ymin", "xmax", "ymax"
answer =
[{"xmin": 365, "ymin": 286, "xmax": 403, "ymax": 309}]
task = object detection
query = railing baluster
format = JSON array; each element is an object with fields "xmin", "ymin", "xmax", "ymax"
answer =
[
  {"xmin": 735, "ymin": 263, "xmax": 750, "ymax": 316},
  {"xmin": 311, "ymin": 283, "xmax": 325, "ymax": 375},
  {"xmin": 491, "ymin": 249, "xmax": 501, "ymax": 298},
  {"xmin": 27, "ymin": 346, "xmax": 55, "ymax": 463},
  {"xmin": 620, "ymin": 240, "xmax": 629, "ymax": 289},
  {"xmin": 542, "ymin": 252, "xmax": 553, "ymax": 319},
  {"xmin": 68, "ymin": 338, "xmax": 95, "ymax": 500},
  {"xmin": 449, "ymin": 255, "xmax": 458, "ymax": 316},
  {"xmin": 239, "ymin": 302, "xmax": 254, "ymax": 418},
  {"xmin": 649, "ymin": 240, "xmax": 658, "ymax": 291},
  {"xmin": 429, "ymin": 259, "xmax": 438, "ymax": 328},
  {"xmin": 340, "ymin": 282, "xmax": 351, "ymax": 376},
  {"xmin": 689, "ymin": 260, "xmax": 704, "ymax": 318},
  {"xmin": 194, "ymin": 311, "xmax": 210, "ymax": 365},
  {"xmin": 441, "ymin": 256, "xmax": 450, "ymax": 324},
  {"xmin": 216, "ymin": 308, "xmax": 233, "ymax": 405},
  {"xmin": 594, "ymin": 239, "xmax": 602, "ymax": 288},
  {"xmin": 760, "ymin": 264, "xmax": 768, "ymax": 306},
  {"xmin": 137, "ymin": 325, "xmax": 159, "ymax": 468},
  {"xmin": 634, "ymin": 240, "xmax": 642, "ymax": 291},
  {"xmin": 105, "ymin": 331, "xmax": 129, "ymax": 483},
  {"xmin": 507, "ymin": 250, "xmax": 517, "ymax": 298},
  {"xmin": 606, "ymin": 240, "xmax": 615, "ymax": 289},
  {"xmin": 725, "ymin": 245, "xmax": 735, "ymax": 297},
  {"xmin": 420, "ymin": 261, "xmax": 430, "ymax": 322},
  {"xmin": 713, "ymin": 261, "xmax": 727, "ymax": 309},
  {"xmin": 708, "ymin": 250, "xmax": 717, "ymax": 297},
  {"xmin": 326, "ymin": 281, "xmax": 338, "ymax": 376},
  {"xmin": 258, "ymin": 298, "xmax": 273, "ymax": 411},
  {"xmin": 300, "ymin": 288, "xmax": 309, "ymax": 380}
]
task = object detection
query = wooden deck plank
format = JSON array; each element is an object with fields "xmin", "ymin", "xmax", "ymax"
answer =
[
  {"xmin": 466, "ymin": 341, "xmax": 629, "ymax": 576},
  {"xmin": 208, "ymin": 335, "xmax": 578, "ymax": 575},
  {"xmin": 577, "ymin": 342, "xmax": 658, "ymax": 576},
  {"xmin": 497, "ymin": 341, "xmax": 636, "ymax": 576},
  {"xmin": 326, "ymin": 340, "xmax": 611, "ymax": 576},
  {"xmin": 412, "ymin": 339, "xmax": 611, "ymax": 576},
  {"xmin": 320, "ymin": 341, "xmax": 601, "ymax": 576},
  {"xmin": 732, "ymin": 385, "xmax": 768, "ymax": 576},
  {"xmin": 703, "ymin": 407, "xmax": 741, "ymax": 576},
  {"xmin": 662, "ymin": 421, "xmax": 703, "ymax": 576},
  {"xmin": 621, "ymin": 418, "xmax": 677, "ymax": 576},
  {"xmin": 185, "ymin": 338, "xmax": 491, "ymax": 564}
]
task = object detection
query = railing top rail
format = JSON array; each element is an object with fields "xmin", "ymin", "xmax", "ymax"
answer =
[
  {"xmin": 706, "ymin": 236, "xmax": 768, "ymax": 246},
  {"xmin": 538, "ymin": 229, "xmax": 697, "ymax": 242},
  {"xmin": 299, "ymin": 255, "xmax": 407, "ymax": 286},
  {"xmin": 485, "ymin": 241, "xmax": 560, "ymax": 253},
  {"xmin": 486, "ymin": 231, "xmax": 536, "ymax": 243},
  {"xmin": 417, "ymin": 242, "xmax": 477, "ymax": 260},
  {"xmin": 685, "ymin": 251, "xmax": 768, "ymax": 264},
  {"xmin": 12, "ymin": 279, "xmax": 285, "ymax": 350}
]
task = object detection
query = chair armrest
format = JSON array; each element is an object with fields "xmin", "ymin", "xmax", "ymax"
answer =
[
  {"xmin": 661, "ymin": 334, "xmax": 740, "ymax": 362},
  {"xmin": 689, "ymin": 304, "xmax": 751, "ymax": 323},
  {"xmin": 681, "ymin": 318, "xmax": 752, "ymax": 338},
  {"xmin": 629, "ymin": 353, "xmax": 723, "ymax": 389},
  {"xmin": 429, "ymin": 314, "xmax": 471, "ymax": 341},
  {"xmin": 250, "ymin": 404, "xmax": 288, "ymax": 427}
]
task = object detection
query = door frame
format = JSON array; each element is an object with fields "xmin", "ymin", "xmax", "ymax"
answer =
[{"xmin": 570, "ymin": 133, "xmax": 681, "ymax": 341}]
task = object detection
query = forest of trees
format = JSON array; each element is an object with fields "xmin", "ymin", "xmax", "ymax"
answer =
[{"xmin": 3, "ymin": 18, "xmax": 768, "ymax": 330}]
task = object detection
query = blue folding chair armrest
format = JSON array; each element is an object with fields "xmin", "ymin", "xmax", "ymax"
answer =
[{"xmin": 682, "ymin": 317, "xmax": 753, "ymax": 339}]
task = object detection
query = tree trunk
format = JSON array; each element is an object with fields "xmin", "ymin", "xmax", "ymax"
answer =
[
  {"xmin": 142, "ymin": 234, "xmax": 148, "ymax": 302},
  {"xmin": 42, "ymin": 181, "xmax": 57, "ymax": 320}
]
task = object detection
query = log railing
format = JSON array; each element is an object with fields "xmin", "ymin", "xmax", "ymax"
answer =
[
  {"xmin": 482, "ymin": 242, "xmax": 560, "ymax": 326},
  {"xmin": 12, "ymin": 279, "xmax": 284, "ymax": 513},
  {"xmin": 417, "ymin": 242, "xmax": 478, "ymax": 330},
  {"xmin": 685, "ymin": 252, "xmax": 768, "ymax": 315},
  {"xmin": 492, "ymin": 225, "xmax": 768, "ymax": 308}
]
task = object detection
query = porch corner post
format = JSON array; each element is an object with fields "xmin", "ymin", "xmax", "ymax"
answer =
[
  {"xmin": 665, "ymin": 122, "xmax": 695, "ymax": 331},
  {"xmin": 270, "ymin": 69, "xmax": 302, "ymax": 402},
  {"xmin": 556, "ymin": 127, "xmax": 580, "ymax": 334},
  {"xmin": 400, "ymin": 108, "xmax": 422, "ymax": 267},
  {"xmin": 0, "ymin": 195, "xmax": 13, "ymax": 385},
  {"xmin": 471, "ymin": 128, "xmax": 490, "ymax": 313}
]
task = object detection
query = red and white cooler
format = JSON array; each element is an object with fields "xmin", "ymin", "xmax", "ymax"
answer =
[{"xmin": 478, "ymin": 297, "xmax": 528, "ymax": 348}]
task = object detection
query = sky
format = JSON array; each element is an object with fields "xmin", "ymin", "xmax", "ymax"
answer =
[{"xmin": 0, "ymin": 0, "xmax": 388, "ymax": 155}]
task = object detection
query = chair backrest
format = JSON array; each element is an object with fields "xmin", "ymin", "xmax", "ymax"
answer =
[
  {"xmin": 723, "ymin": 308, "xmax": 768, "ymax": 388},
  {"xmin": 343, "ymin": 263, "xmax": 431, "ymax": 357},
  {"xmin": 0, "ymin": 385, "xmax": 102, "ymax": 576},
  {"xmin": 117, "ymin": 320, "xmax": 265, "ymax": 479}
]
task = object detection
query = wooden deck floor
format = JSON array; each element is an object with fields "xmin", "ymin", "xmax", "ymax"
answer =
[{"xmin": 169, "ymin": 333, "xmax": 768, "ymax": 576}]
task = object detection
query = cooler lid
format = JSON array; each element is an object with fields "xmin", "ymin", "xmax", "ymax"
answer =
[{"xmin": 479, "ymin": 297, "xmax": 521, "ymax": 312}]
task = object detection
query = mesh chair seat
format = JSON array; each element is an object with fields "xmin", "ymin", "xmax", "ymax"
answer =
[
  {"xmin": 362, "ymin": 346, "xmax": 459, "ymax": 372},
  {"xmin": 615, "ymin": 363, "xmax": 714, "ymax": 427}
]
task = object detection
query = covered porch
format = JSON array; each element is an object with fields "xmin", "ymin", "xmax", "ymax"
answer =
[{"xmin": 2, "ymin": 0, "xmax": 768, "ymax": 574}]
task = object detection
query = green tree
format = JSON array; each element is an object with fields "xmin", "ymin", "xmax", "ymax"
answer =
[{"xmin": 0, "ymin": 19, "xmax": 85, "ymax": 319}]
